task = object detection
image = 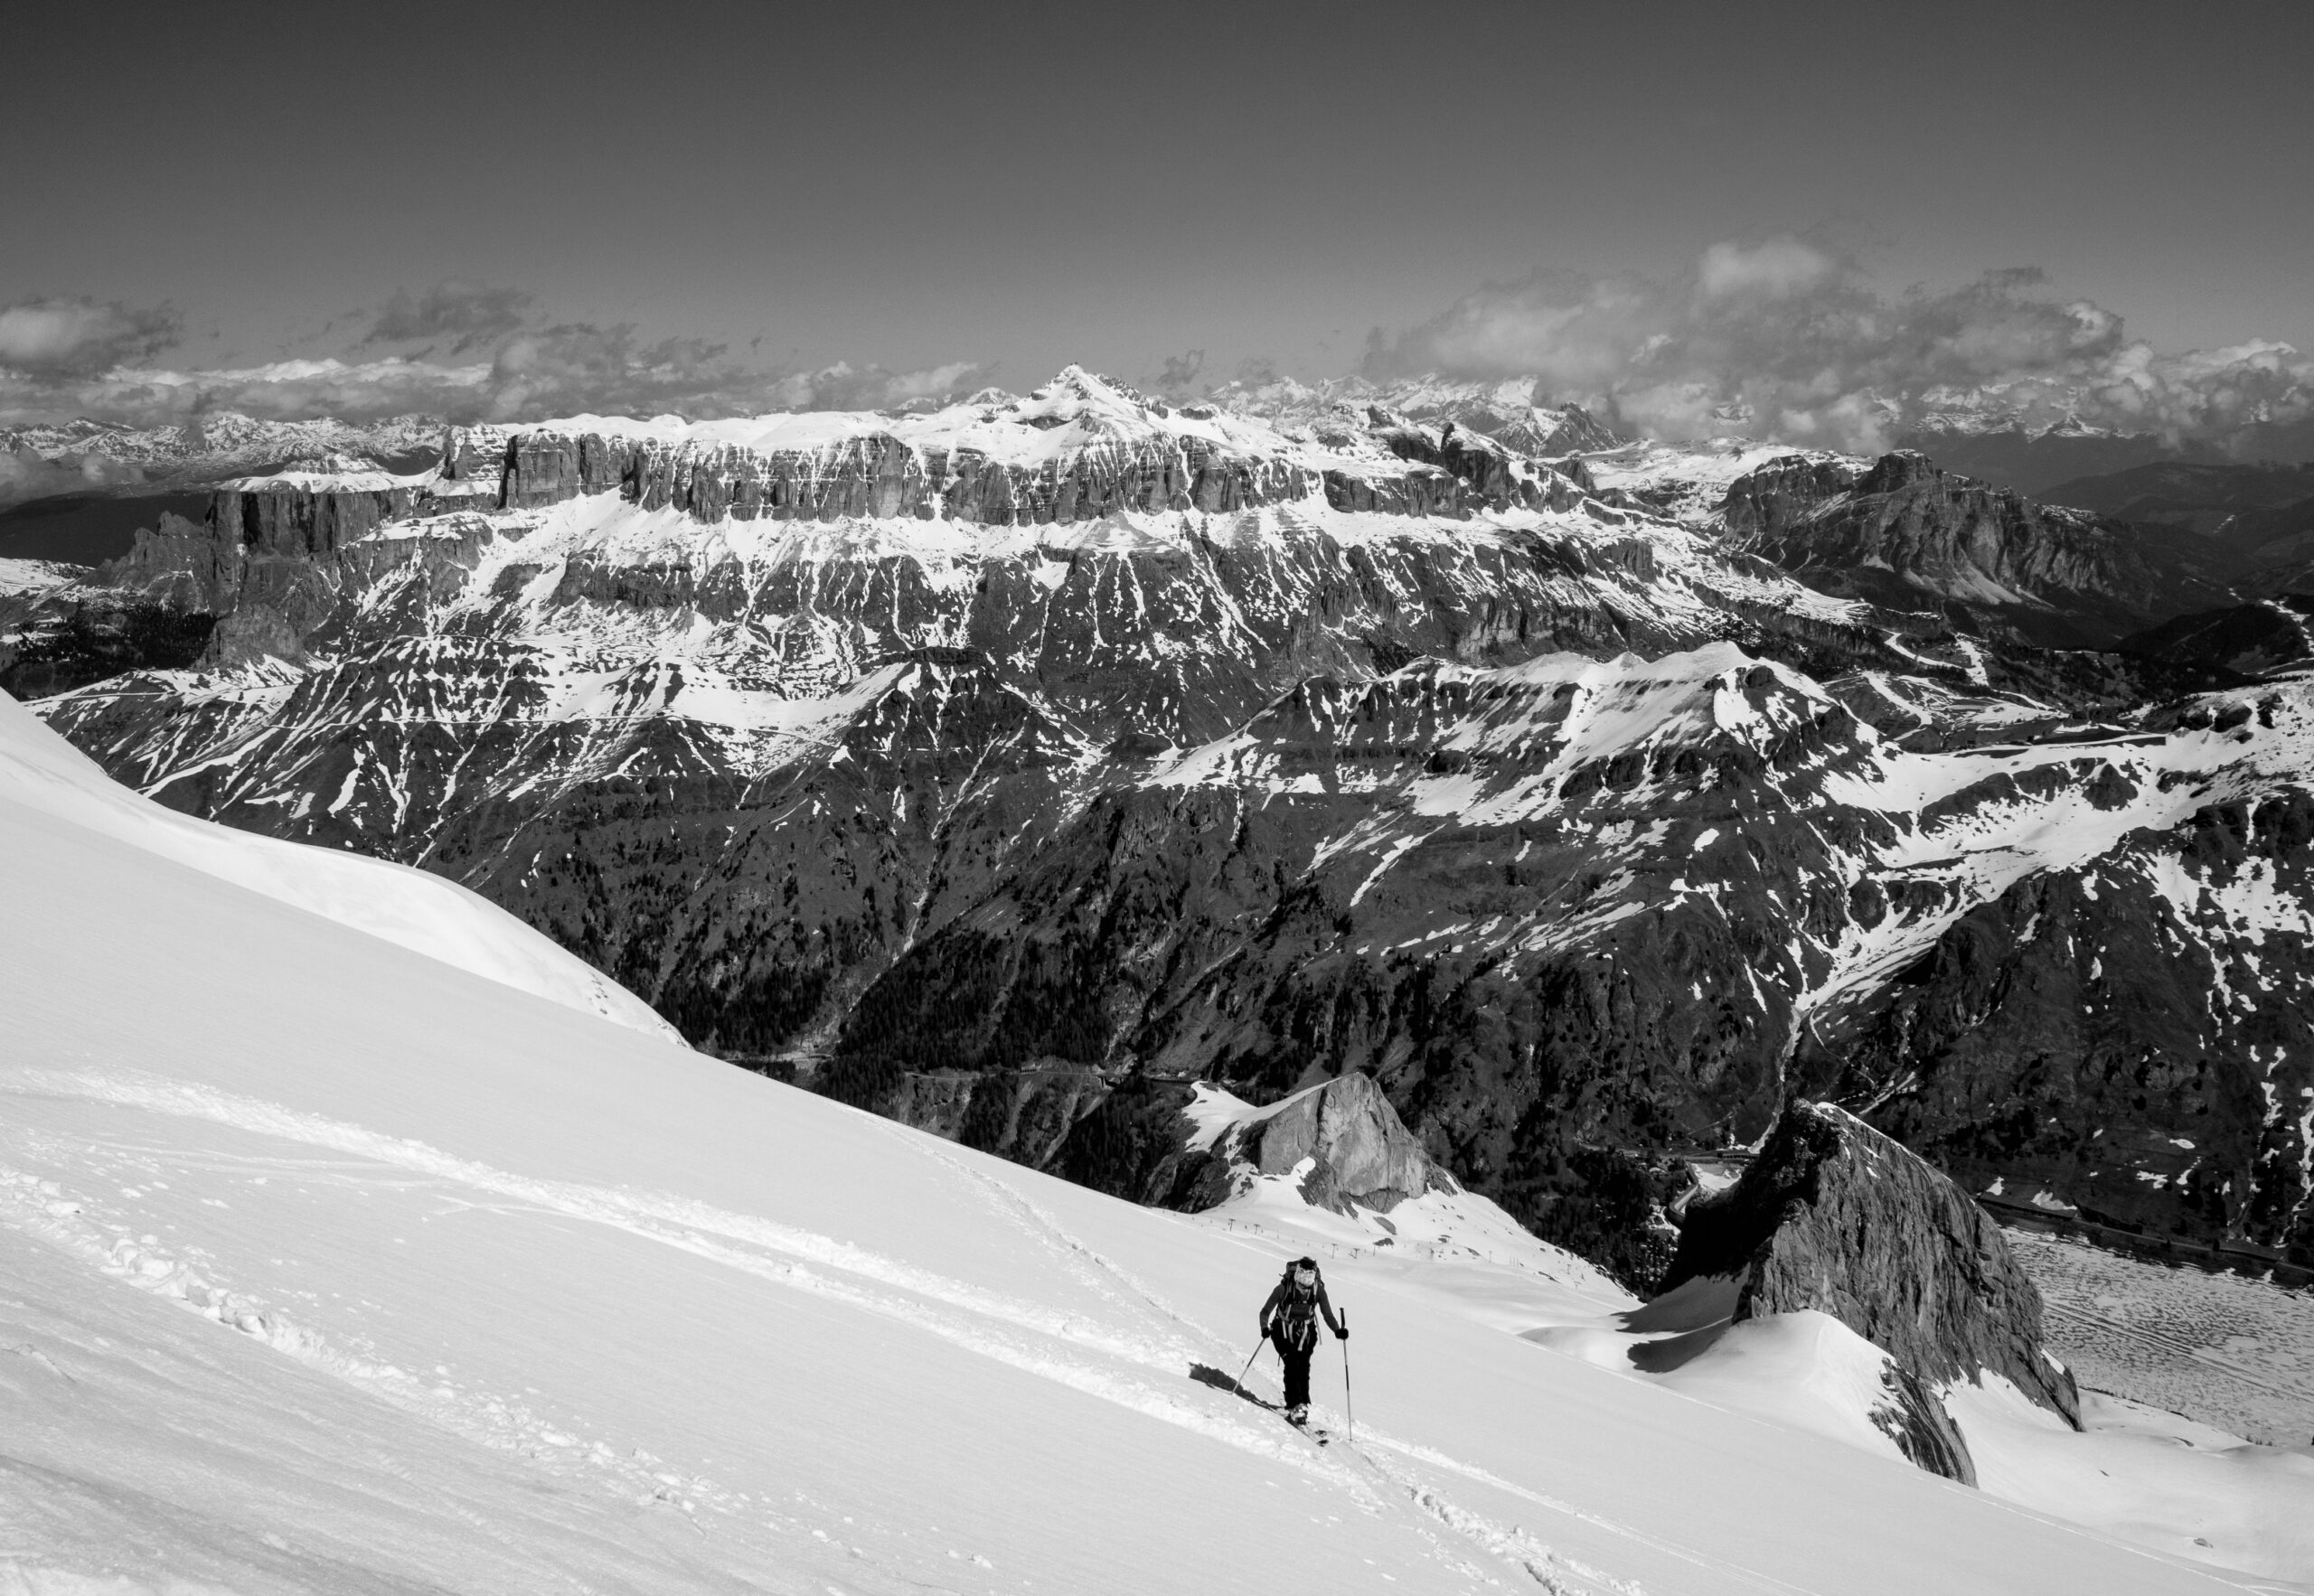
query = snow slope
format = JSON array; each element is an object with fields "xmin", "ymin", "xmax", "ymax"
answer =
[
  {"xmin": 0, "ymin": 691, "xmax": 674, "ymax": 1039},
  {"xmin": 2, "ymin": 722, "xmax": 2300, "ymax": 1593}
]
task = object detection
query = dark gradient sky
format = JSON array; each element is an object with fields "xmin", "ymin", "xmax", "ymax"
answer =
[{"xmin": 5, "ymin": 0, "xmax": 2309, "ymax": 397}]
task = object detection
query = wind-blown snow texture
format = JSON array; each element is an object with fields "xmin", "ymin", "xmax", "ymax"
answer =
[
  {"xmin": 17, "ymin": 367, "xmax": 2314, "ymax": 1283},
  {"xmin": 2, "ymin": 693, "xmax": 2307, "ymax": 1592}
]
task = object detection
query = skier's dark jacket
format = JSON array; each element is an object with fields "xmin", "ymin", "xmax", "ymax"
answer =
[{"xmin": 1259, "ymin": 1261, "xmax": 1345, "ymax": 1353}]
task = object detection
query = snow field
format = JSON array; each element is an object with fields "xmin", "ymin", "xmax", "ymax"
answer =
[
  {"xmin": 0, "ymin": 691, "xmax": 675, "ymax": 1040},
  {"xmin": 2, "ymin": 729, "xmax": 2288, "ymax": 1596}
]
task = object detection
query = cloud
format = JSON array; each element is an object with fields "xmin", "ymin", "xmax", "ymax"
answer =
[
  {"xmin": 1152, "ymin": 349, "xmax": 1206, "ymax": 397},
  {"xmin": 0, "ymin": 328, "xmax": 992, "ymax": 436},
  {"xmin": 1696, "ymin": 238, "xmax": 1839, "ymax": 299},
  {"xmin": 0, "ymin": 441, "xmax": 151, "ymax": 502},
  {"xmin": 0, "ymin": 275, "xmax": 1000, "ymax": 437},
  {"xmin": 0, "ymin": 276, "xmax": 999, "ymax": 432},
  {"xmin": 0, "ymin": 296, "xmax": 182, "ymax": 380},
  {"xmin": 362, "ymin": 280, "xmax": 537, "ymax": 354},
  {"xmin": 757, "ymin": 360, "xmax": 993, "ymax": 413},
  {"xmin": 57, "ymin": 357, "xmax": 496, "ymax": 427},
  {"xmin": 480, "ymin": 327, "xmax": 991, "ymax": 421},
  {"xmin": 1368, "ymin": 239, "xmax": 2314, "ymax": 452}
]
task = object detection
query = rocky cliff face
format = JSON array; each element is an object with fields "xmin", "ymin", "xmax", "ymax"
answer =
[
  {"xmin": 481, "ymin": 371, "xmax": 1597, "ymax": 535},
  {"xmin": 24, "ymin": 368, "xmax": 2314, "ymax": 1287},
  {"xmin": 1049, "ymin": 1071, "xmax": 1453, "ymax": 1216},
  {"xmin": 814, "ymin": 633, "xmax": 2314, "ymax": 1287},
  {"xmin": 1661, "ymin": 1102, "xmax": 2077, "ymax": 1426},
  {"xmin": 1654, "ymin": 1100, "xmax": 2076, "ymax": 1483},
  {"xmin": 1720, "ymin": 450, "xmax": 2236, "ymax": 647},
  {"xmin": 1803, "ymin": 776, "xmax": 2314, "ymax": 1257}
]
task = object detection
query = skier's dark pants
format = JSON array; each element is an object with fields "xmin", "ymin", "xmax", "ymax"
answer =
[{"xmin": 1272, "ymin": 1332, "xmax": 1314, "ymax": 1409}]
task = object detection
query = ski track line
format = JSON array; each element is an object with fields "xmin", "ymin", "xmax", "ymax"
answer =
[
  {"xmin": 6, "ymin": 1067, "xmax": 1198, "ymax": 1371},
  {"xmin": 0, "ymin": 1075, "xmax": 1401, "ymax": 1500},
  {"xmin": 877, "ymin": 1123, "xmax": 1171, "ymax": 1325},
  {"xmin": 14, "ymin": 1068, "xmax": 2027, "ymax": 1596},
  {"xmin": 1351, "ymin": 1432, "xmax": 1824, "ymax": 1596},
  {"xmin": 1145, "ymin": 1208, "xmax": 2271, "ymax": 1594},
  {"xmin": 9, "ymin": 1069, "xmax": 1674, "ymax": 1594},
  {"xmin": 0, "ymin": 1135, "xmax": 1419, "ymax": 1596},
  {"xmin": 1310, "ymin": 1431, "xmax": 1637, "ymax": 1596},
  {"xmin": 876, "ymin": 1122, "xmax": 1243, "ymax": 1362},
  {"xmin": 881, "ymin": 1128, "xmax": 1640, "ymax": 1595},
  {"xmin": 0, "ymin": 1159, "xmax": 736, "ymax": 1548}
]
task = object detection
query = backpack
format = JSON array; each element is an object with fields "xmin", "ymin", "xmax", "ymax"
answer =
[{"xmin": 1275, "ymin": 1267, "xmax": 1322, "ymax": 1350}]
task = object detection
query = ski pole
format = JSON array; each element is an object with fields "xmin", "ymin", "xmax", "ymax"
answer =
[
  {"xmin": 1234, "ymin": 1332, "xmax": 1266, "ymax": 1396},
  {"xmin": 1340, "ymin": 1310, "xmax": 1354, "ymax": 1445}
]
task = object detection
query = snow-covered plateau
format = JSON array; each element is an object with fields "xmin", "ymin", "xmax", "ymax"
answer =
[{"xmin": 4, "ymin": 690, "xmax": 2310, "ymax": 1594}]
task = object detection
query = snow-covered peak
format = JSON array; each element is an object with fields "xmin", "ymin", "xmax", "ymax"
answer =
[
  {"xmin": 0, "ymin": 557, "xmax": 85, "ymax": 599},
  {"xmin": 1206, "ymin": 371, "xmax": 1620, "ymax": 455},
  {"xmin": 1023, "ymin": 363, "xmax": 1155, "ymax": 415},
  {"xmin": 1585, "ymin": 438, "xmax": 1853, "ymax": 527}
]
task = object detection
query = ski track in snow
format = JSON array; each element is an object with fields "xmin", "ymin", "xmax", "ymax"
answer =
[
  {"xmin": 14, "ymin": 1067, "xmax": 2263, "ymax": 1596},
  {"xmin": 878, "ymin": 1116, "xmax": 1841, "ymax": 1596},
  {"xmin": 873, "ymin": 1125, "xmax": 1669, "ymax": 1595},
  {"xmin": 871, "ymin": 1120, "xmax": 1247, "ymax": 1363},
  {"xmin": 0, "ymin": 1066, "xmax": 1727, "ymax": 1596}
]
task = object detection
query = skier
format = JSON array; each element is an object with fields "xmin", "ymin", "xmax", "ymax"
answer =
[{"xmin": 1258, "ymin": 1255, "xmax": 1346, "ymax": 1427}]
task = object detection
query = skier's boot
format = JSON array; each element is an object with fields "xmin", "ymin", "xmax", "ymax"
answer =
[{"xmin": 1286, "ymin": 1404, "xmax": 1309, "ymax": 1428}]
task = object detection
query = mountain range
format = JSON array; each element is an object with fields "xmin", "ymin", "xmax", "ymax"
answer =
[
  {"xmin": 7, "ymin": 365, "xmax": 2314, "ymax": 1291},
  {"xmin": 13, "ymin": 665, "xmax": 2300, "ymax": 1593}
]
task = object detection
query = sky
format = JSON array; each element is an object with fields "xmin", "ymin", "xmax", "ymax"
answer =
[{"xmin": 2, "ymin": 0, "xmax": 2309, "ymax": 443}]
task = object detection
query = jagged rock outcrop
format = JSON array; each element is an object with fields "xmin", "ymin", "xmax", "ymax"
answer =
[
  {"xmin": 1209, "ymin": 1071, "xmax": 1456, "ymax": 1213},
  {"xmin": 99, "ymin": 463, "xmax": 499, "ymax": 651},
  {"xmin": 1660, "ymin": 1101, "xmax": 2079, "ymax": 1441},
  {"xmin": 1722, "ymin": 450, "xmax": 2236, "ymax": 646},
  {"xmin": 1049, "ymin": 1072, "xmax": 1454, "ymax": 1217},
  {"xmin": 103, "ymin": 512, "xmax": 235, "ymax": 611},
  {"xmin": 1482, "ymin": 404, "xmax": 1619, "ymax": 460},
  {"xmin": 1718, "ymin": 455, "xmax": 1860, "ymax": 543},
  {"xmin": 1367, "ymin": 415, "xmax": 1588, "ymax": 514}
]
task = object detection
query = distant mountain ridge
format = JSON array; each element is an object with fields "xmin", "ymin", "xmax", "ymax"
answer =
[
  {"xmin": 3, "ymin": 412, "xmax": 445, "ymax": 495},
  {"xmin": 12, "ymin": 365, "xmax": 2314, "ymax": 1289}
]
